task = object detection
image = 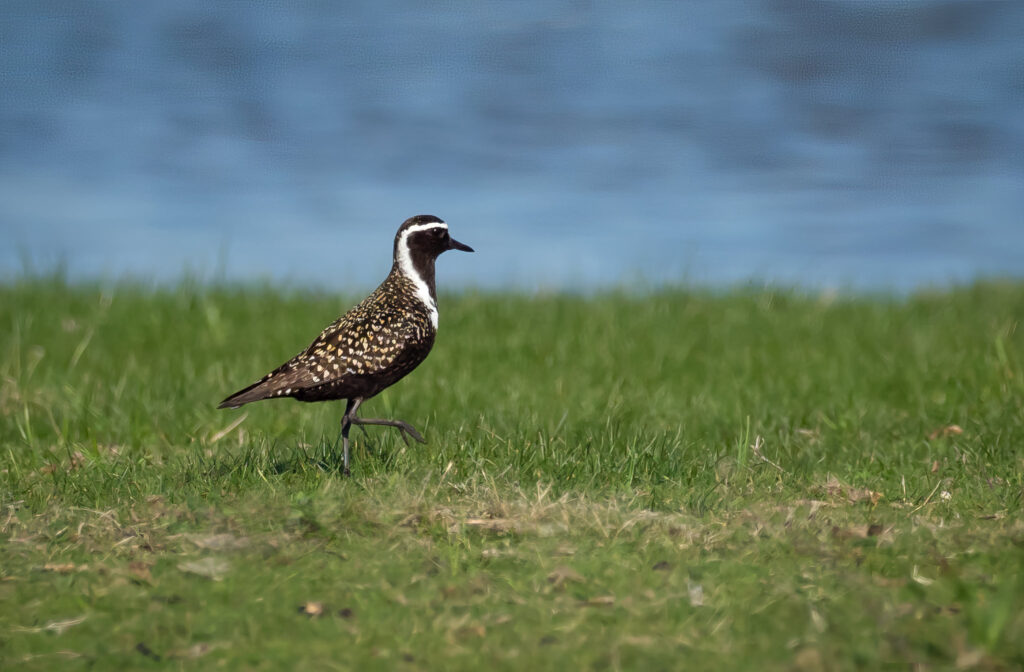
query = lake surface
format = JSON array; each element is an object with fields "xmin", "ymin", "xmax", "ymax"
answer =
[{"xmin": 2, "ymin": 1, "xmax": 1023, "ymax": 292}]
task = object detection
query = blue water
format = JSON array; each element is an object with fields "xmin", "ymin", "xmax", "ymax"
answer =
[{"xmin": 2, "ymin": 1, "xmax": 1023, "ymax": 292}]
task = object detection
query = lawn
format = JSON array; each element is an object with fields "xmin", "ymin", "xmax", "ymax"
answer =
[{"xmin": 1, "ymin": 277, "xmax": 1022, "ymax": 670}]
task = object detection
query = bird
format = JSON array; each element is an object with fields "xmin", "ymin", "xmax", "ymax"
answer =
[{"xmin": 217, "ymin": 214, "xmax": 473, "ymax": 474}]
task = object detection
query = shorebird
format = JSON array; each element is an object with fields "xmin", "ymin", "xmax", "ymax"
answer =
[{"xmin": 218, "ymin": 214, "xmax": 473, "ymax": 474}]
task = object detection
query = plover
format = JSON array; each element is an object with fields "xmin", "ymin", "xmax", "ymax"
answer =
[{"xmin": 218, "ymin": 214, "xmax": 473, "ymax": 474}]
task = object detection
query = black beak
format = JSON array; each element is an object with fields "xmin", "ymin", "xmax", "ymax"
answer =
[{"xmin": 448, "ymin": 237, "xmax": 474, "ymax": 253}]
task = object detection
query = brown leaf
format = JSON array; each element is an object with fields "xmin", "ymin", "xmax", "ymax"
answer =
[
  {"xmin": 42, "ymin": 562, "xmax": 82, "ymax": 574},
  {"xmin": 869, "ymin": 575, "xmax": 905, "ymax": 590},
  {"xmin": 97, "ymin": 444, "xmax": 123, "ymax": 457},
  {"xmin": 298, "ymin": 601, "xmax": 324, "ymax": 618},
  {"xmin": 832, "ymin": 523, "xmax": 885, "ymax": 540},
  {"xmin": 581, "ymin": 595, "xmax": 615, "ymax": 607},
  {"xmin": 927, "ymin": 424, "xmax": 964, "ymax": 440},
  {"xmin": 821, "ymin": 475, "xmax": 843, "ymax": 496},
  {"xmin": 465, "ymin": 517, "xmax": 517, "ymax": 533},
  {"xmin": 547, "ymin": 565, "xmax": 584, "ymax": 586},
  {"xmin": 38, "ymin": 451, "xmax": 86, "ymax": 475},
  {"xmin": 820, "ymin": 476, "xmax": 883, "ymax": 505},
  {"xmin": 456, "ymin": 624, "xmax": 487, "ymax": 638},
  {"xmin": 128, "ymin": 561, "xmax": 153, "ymax": 583}
]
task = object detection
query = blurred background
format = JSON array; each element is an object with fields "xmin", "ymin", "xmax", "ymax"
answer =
[{"xmin": 2, "ymin": 0, "xmax": 1022, "ymax": 292}]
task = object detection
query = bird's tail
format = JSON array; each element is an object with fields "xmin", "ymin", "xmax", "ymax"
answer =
[
  {"xmin": 217, "ymin": 379, "xmax": 274, "ymax": 409},
  {"xmin": 218, "ymin": 363, "xmax": 308, "ymax": 409}
]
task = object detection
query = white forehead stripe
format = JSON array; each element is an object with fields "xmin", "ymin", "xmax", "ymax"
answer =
[
  {"xmin": 395, "ymin": 221, "xmax": 446, "ymax": 329},
  {"xmin": 402, "ymin": 221, "xmax": 448, "ymax": 235}
]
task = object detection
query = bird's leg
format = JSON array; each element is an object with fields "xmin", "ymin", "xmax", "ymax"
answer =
[
  {"xmin": 350, "ymin": 416, "xmax": 427, "ymax": 445},
  {"xmin": 340, "ymin": 397, "xmax": 361, "ymax": 476},
  {"xmin": 342, "ymin": 397, "xmax": 425, "ymax": 471}
]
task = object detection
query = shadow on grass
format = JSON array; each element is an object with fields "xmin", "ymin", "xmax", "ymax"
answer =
[{"xmin": 183, "ymin": 433, "xmax": 402, "ymax": 485}]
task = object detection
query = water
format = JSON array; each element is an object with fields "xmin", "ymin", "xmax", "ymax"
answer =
[{"xmin": 2, "ymin": 1, "xmax": 1023, "ymax": 292}]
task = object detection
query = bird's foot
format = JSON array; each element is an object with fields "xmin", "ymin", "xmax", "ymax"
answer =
[
  {"xmin": 350, "ymin": 416, "xmax": 427, "ymax": 445},
  {"xmin": 394, "ymin": 421, "xmax": 426, "ymax": 445}
]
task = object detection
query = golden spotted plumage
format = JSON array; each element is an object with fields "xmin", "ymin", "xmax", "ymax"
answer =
[
  {"xmin": 292, "ymin": 273, "xmax": 435, "ymax": 400},
  {"xmin": 217, "ymin": 215, "xmax": 473, "ymax": 474},
  {"xmin": 225, "ymin": 271, "xmax": 435, "ymax": 406}
]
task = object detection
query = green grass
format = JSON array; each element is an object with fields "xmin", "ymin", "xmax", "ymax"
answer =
[{"xmin": 2, "ymin": 277, "xmax": 1023, "ymax": 670}]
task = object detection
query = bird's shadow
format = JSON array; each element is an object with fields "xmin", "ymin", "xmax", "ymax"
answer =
[
  {"xmin": 187, "ymin": 428, "xmax": 403, "ymax": 484},
  {"xmin": 278, "ymin": 428, "xmax": 404, "ymax": 476},
  {"xmin": 274, "ymin": 432, "xmax": 399, "ymax": 476}
]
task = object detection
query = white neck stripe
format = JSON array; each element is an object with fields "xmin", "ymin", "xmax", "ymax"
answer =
[{"xmin": 395, "ymin": 222, "xmax": 445, "ymax": 329}]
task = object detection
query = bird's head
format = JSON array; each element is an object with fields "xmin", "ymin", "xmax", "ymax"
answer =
[{"xmin": 393, "ymin": 215, "xmax": 473, "ymax": 269}]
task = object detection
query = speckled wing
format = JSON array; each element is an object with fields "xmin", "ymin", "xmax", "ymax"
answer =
[
  {"xmin": 217, "ymin": 277, "xmax": 436, "ymax": 409},
  {"xmin": 290, "ymin": 290, "xmax": 436, "ymax": 402}
]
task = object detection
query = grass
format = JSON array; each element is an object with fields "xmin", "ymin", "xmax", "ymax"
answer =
[{"xmin": 1, "ymin": 276, "xmax": 1022, "ymax": 670}]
